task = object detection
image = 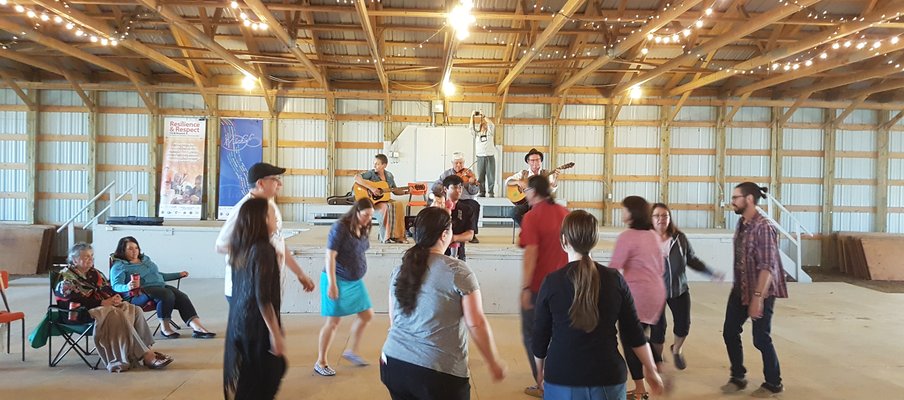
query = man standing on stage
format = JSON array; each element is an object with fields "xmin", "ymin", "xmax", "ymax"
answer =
[
  {"xmin": 469, "ymin": 110, "xmax": 497, "ymax": 198},
  {"xmin": 216, "ymin": 162, "xmax": 316, "ymax": 306},
  {"xmin": 505, "ymin": 148, "xmax": 559, "ymax": 226},
  {"xmin": 517, "ymin": 175, "xmax": 568, "ymax": 398},
  {"xmin": 721, "ymin": 182, "xmax": 788, "ymax": 398},
  {"xmin": 432, "ymin": 152, "xmax": 482, "ymax": 244}
]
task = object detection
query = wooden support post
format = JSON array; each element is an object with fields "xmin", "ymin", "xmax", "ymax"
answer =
[
  {"xmin": 383, "ymin": 94, "xmax": 392, "ymax": 142},
  {"xmin": 876, "ymin": 110, "xmax": 890, "ymax": 232},
  {"xmin": 326, "ymin": 93, "xmax": 337, "ymax": 196},
  {"xmin": 549, "ymin": 97, "xmax": 565, "ymax": 168},
  {"xmin": 266, "ymin": 117, "xmax": 278, "ymax": 163},
  {"xmin": 25, "ymin": 89, "xmax": 39, "ymax": 224},
  {"xmin": 821, "ymin": 108, "xmax": 837, "ymax": 268},
  {"xmin": 148, "ymin": 113, "xmax": 160, "ymax": 217},
  {"xmin": 206, "ymin": 113, "xmax": 220, "ymax": 221},
  {"xmin": 660, "ymin": 105, "xmax": 672, "ymax": 204},
  {"xmin": 603, "ymin": 104, "xmax": 615, "ymax": 226},
  {"xmin": 714, "ymin": 105, "xmax": 727, "ymax": 229},
  {"xmin": 770, "ymin": 106, "xmax": 784, "ymax": 223},
  {"xmin": 87, "ymin": 92, "xmax": 98, "ymax": 218}
]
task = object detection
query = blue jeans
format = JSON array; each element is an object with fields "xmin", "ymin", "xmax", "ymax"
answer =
[
  {"xmin": 543, "ymin": 382, "xmax": 626, "ymax": 400},
  {"xmin": 723, "ymin": 289, "xmax": 781, "ymax": 387}
]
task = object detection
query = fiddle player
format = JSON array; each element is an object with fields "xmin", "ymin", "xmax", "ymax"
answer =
[{"xmin": 431, "ymin": 152, "xmax": 482, "ymax": 244}]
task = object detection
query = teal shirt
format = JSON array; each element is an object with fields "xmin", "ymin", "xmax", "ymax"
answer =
[{"xmin": 110, "ymin": 255, "xmax": 181, "ymax": 295}]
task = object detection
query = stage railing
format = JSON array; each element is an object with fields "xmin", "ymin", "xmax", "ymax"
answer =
[{"xmin": 56, "ymin": 180, "xmax": 139, "ymax": 251}]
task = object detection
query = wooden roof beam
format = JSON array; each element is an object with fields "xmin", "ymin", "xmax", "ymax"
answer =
[
  {"xmin": 135, "ymin": 0, "xmax": 259, "ymax": 80},
  {"xmin": 237, "ymin": 21, "xmax": 277, "ymax": 116},
  {"xmin": 31, "ymin": 0, "xmax": 193, "ymax": 80},
  {"xmin": 778, "ymin": 92, "xmax": 811, "ymax": 125},
  {"xmin": 0, "ymin": 19, "xmax": 147, "ymax": 83},
  {"xmin": 830, "ymin": 94, "xmax": 870, "ymax": 127},
  {"xmin": 554, "ymin": 0, "xmax": 599, "ymax": 87},
  {"xmin": 669, "ymin": 3, "xmax": 904, "ymax": 95},
  {"xmin": 734, "ymin": 39, "xmax": 904, "ymax": 96},
  {"xmin": 555, "ymin": 0, "xmax": 704, "ymax": 95},
  {"xmin": 0, "ymin": 70, "xmax": 36, "ymax": 111},
  {"xmin": 614, "ymin": 0, "xmax": 824, "ymax": 96},
  {"xmin": 353, "ymin": 0, "xmax": 388, "ymax": 92},
  {"xmin": 244, "ymin": 0, "xmax": 328, "ymax": 89},
  {"xmin": 301, "ymin": 1, "xmax": 331, "ymax": 91},
  {"xmin": 0, "ymin": 49, "xmax": 95, "ymax": 110},
  {"xmin": 169, "ymin": 26, "xmax": 218, "ymax": 114},
  {"xmin": 784, "ymin": 59, "xmax": 904, "ymax": 97},
  {"xmin": 880, "ymin": 109, "xmax": 904, "ymax": 130}
]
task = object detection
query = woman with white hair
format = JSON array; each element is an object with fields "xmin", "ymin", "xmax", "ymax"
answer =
[{"xmin": 55, "ymin": 243, "xmax": 173, "ymax": 372}]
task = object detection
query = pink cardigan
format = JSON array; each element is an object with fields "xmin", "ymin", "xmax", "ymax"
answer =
[{"xmin": 609, "ymin": 229, "xmax": 666, "ymax": 325}]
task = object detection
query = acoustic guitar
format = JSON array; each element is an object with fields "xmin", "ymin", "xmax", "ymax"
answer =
[
  {"xmin": 352, "ymin": 181, "xmax": 417, "ymax": 204},
  {"xmin": 505, "ymin": 162, "xmax": 575, "ymax": 204}
]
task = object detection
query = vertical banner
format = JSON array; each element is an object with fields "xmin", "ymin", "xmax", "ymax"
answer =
[
  {"xmin": 217, "ymin": 118, "xmax": 264, "ymax": 219},
  {"xmin": 159, "ymin": 117, "xmax": 207, "ymax": 220}
]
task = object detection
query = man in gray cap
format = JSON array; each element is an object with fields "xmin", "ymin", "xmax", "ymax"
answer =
[{"xmin": 216, "ymin": 162, "xmax": 315, "ymax": 306}]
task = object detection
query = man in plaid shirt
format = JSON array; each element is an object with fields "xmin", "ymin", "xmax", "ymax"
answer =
[{"xmin": 721, "ymin": 182, "xmax": 789, "ymax": 398}]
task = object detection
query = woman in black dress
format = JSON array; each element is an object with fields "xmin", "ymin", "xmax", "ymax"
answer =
[{"xmin": 224, "ymin": 198, "xmax": 286, "ymax": 400}]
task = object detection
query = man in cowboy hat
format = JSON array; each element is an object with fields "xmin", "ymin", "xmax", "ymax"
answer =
[{"xmin": 504, "ymin": 148, "xmax": 559, "ymax": 226}]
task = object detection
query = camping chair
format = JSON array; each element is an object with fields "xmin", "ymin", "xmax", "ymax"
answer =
[
  {"xmin": 108, "ymin": 255, "xmax": 182, "ymax": 336},
  {"xmin": 46, "ymin": 265, "xmax": 99, "ymax": 369},
  {"xmin": 405, "ymin": 182, "xmax": 429, "ymax": 216},
  {"xmin": 0, "ymin": 270, "xmax": 25, "ymax": 361}
]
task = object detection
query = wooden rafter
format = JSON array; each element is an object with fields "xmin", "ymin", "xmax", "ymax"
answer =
[
  {"xmin": 670, "ymin": 2, "xmax": 904, "ymax": 95},
  {"xmin": 880, "ymin": 110, "xmax": 904, "ymax": 130},
  {"xmin": 723, "ymin": 92, "xmax": 751, "ymax": 123},
  {"xmin": 128, "ymin": 73, "xmax": 158, "ymax": 114},
  {"xmin": 245, "ymin": 0, "xmax": 328, "ymax": 89},
  {"xmin": 554, "ymin": 0, "xmax": 598, "ymax": 87},
  {"xmin": 169, "ymin": 25, "xmax": 218, "ymax": 113},
  {"xmin": 31, "ymin": 0, "xmax": 193, "ymax": 80},
  {"xmin": 784, "ymin": 59, "xmax": 904, "ymax": 98},
  {"xmin": 495, "ymin": 0, "xmax": 527, "ymax": 85},
  {"xmin": 555, "ymin": 0, "xmax": 705, "ymax": 95},
  {"xmin": 135, "ymin": 0, "xmax": 259, "ymax": 79},
  {"xmin": 301, "ymin": 0, "xmax": 330, "ymax": 90},
  {"xmin": 0, "ymin": 70, "xmax": 36, "ymax": 110},
  {"xmin": 353, "ymin": 0, "xmax": 388, "ymax": 92},
  {"xmin": 830, "ymin": 94, "xmax": 870, "ymax": 126},
  {"xmin": 237, "ymin": 21, "xmax": 278, "ymax": 116},
  {"xmin": 613, "ymin": 0, "xmax": 823, "ymax": 95},
  {"xmin": 778, "ymin": 92, "xmax": 811, "ymax": 125},
  {"xmin": 0, "ymin": 49, "xmax": 95, "ymax": 110}
]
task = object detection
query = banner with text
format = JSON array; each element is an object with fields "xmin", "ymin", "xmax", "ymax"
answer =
[
  {"xmin": 159, "ymin": 117, "xmax": 207, "ymax": 219},
  {"xmin": 217, "ymin": 118, "xmax": 264, "ymax": 219}
]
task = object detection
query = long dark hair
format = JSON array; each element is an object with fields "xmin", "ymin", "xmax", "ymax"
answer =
[
  {"xmin": 652, "ymin": 203, "xmax": 679, "ymax": 237},
  {"xmin": 395, "ymin": 207, "xmax": 452, "ymax": 316},
  {"xmin": 339, "ymin": 198, "xmax": 374, "ymax": 238},
  {"xmin": 622, "ymin": 196, "xmax": 653, "ymax": 230},
  {"xmin": 228, "ymin": 198, "xmax": 271, "ymax": 270},
  {"xmin": 562, "ymin": 210, "xmax": 601, "ymax": 333},
  {"xmin": 113, "ymin": 236, "xmax": 142, "ymax": 261}
]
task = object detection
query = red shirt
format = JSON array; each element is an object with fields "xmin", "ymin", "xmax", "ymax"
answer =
[{"xmin": 519, "ymin": 200, "xmax": 569, "ymax": 292}]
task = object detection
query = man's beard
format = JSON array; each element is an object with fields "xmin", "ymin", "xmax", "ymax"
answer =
[{"xmin": 733, "ymin": 204, "xmax": 746, "ymax": 215}]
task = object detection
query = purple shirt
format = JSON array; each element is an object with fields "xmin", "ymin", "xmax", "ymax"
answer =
[
  {"xmin": 609, "ymin": 229, "xmax": 666, "ymax": 325},
  {"xmin": 733, "ymin": 213, "xmax": 789, "ymax": 305}
]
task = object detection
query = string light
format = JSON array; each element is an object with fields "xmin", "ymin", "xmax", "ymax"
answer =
[{"xmin": 0, "ymin": 2, "xmax": 127, "ymax": 46}]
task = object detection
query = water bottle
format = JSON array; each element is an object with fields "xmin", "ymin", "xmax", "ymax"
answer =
[{"xmin": 130, "ymin": 273, "xmax": 141, "ymax": 297}]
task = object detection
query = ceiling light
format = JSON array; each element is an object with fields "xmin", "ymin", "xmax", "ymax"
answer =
[
  {"xmin": 89, "ymin": 35, "xmax": 98, "ymax": 43},
  {"xmin": 641, "ymin": 47, "xmax": 649, "ymax": 55},
  {"xmin": 682, "ymin": 29, "xmax": 690, "ymax": 37},
  {"xmin": 856, "ymin": 41, "xmax": 866, "ymax": 49},
  {"xmin": 705, "ymin": 8, "xmax": 713, "ymax": 15},
  {"xmin": 14, "ymin": 5, "xmax": 24, "ymax": 13},
  {"xmin": 820, "ymin": 52, "xmax": 828, "ymax": 59},
  {"xmin": 844, "ymin": 41, "xmax": 852, "ymax": 47},
  {"xmin": 40, "ymin": 13, "xmax": 50, "ymax": 22},
  {"xmin": 771, "ymin": 63, "xmax": 779, "ymax": 70},
  {"xmin": 111, "ymin": 39, "xmax": 118, "ymax": 46},
  {"xmin": 873, "ymin": 41, "xmax": 881, "ymax": 48},
  {"xmin": 892, "ymin": 37, "xmax": 900, "ymax": 44},
  {"xmin": 792, "ymin": 63, "xmax": 799, "ymax": 70},
  {"xmin": 75, "ymin": 29, "xmax": 84, "ymax": 37},
  {"xmin": 832, "ymin": 43, "xmax": 840, "ymax": 49},
  {"xmin": 53, "ymin": 15, "xmax": 63, "ymax": 24},
  {"xmin": 243, "ymin": 19, "xmax": 251, "ymax": 27},
  {"xmin": 26, "ymin": 10, "xmax": 36, "ymax": 18},
  {"xmin": 805, "ymin": 60, "xmax": 813, "ymax": 66},
  {"xmin": 695, "ymin": 20, "xmax": 703, "ymax": 28},
  {"xmin": 65, "ymin": 22, "xmax": 74, "ymax": 30},
  {"xmin": 101, "ymin": 38, "xmax": 109, "ymax": 46},
  {"xmin": 672, "ymin": 34, "xmax": 679, "ymax": 42},
  {"xmin": 783, "ymin": 64, "xmax": 791, "ymax": 71},
  {"xmin": 647, "ymin": 33, "xmax": 654, "ymax": 40},
  {"xmin": 241, "ymin": 74, "xmax": 257, "ymax": 90},
  {"xmin": 442, "ymin": 79, "xmax": 456, "ymax": 96},
  {"xmin": 629, "ymin": 85, "xmax": 642, "ymax": 99},
  {"xmin": 231, "ymin": 1, "xmax": 239, "ymax": 8}
]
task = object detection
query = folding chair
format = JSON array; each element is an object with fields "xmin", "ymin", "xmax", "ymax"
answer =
[
  {"xmin": 0, "ymin": 270, "xmax": 25, "ymax": 361},
  {"xmin": 108, "ymin": 255, "xmax": 182, "ymax": 336},
  {"xmin": 405, "ymin": 182, "xmax": 429, "ymax": 216},
  {"xmin": 47, "ymin": 266, "xmax": 99, "ymax": 369}
]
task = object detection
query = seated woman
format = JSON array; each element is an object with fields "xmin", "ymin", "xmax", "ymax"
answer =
[
  {"xmin": 55, "ymin": 243, "xmax": 173, "ymax": 372},
  {"xmin": 110, "ymin": 236, "xmax": 215, "ymax": 339}
]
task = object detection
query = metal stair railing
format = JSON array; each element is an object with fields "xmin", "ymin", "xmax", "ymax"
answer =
[
  {"xmin": 55, "ymin": 180, "xmax": 139, "ymax": 251},
  {"xmin": 755, "ymin": 192, "xmax": 814, "ymax": 282}
]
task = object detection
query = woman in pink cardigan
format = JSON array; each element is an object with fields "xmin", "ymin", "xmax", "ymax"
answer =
[{"xmin": 609, "ymin": 196, "xmax": 667, "ymax": 400}]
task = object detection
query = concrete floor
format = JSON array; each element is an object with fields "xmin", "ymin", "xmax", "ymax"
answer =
[{"xmin": 1, "ymin": 276, "xmax": 902, "ymax": 399}]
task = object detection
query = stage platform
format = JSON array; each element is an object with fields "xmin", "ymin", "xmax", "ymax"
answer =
[{"xmin": 94, "ymin": 223, "xmax": 735, "ymax": 313}]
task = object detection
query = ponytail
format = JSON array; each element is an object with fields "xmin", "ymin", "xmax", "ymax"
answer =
[
  {"xmin": 394, "ymin": 207, "xmax": 452, "ymax": 316},
  {"xmin": 568, "ymin": 254, "xmax": 600, "ymax": 332}
]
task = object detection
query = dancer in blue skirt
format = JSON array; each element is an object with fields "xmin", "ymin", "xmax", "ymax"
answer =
[{"xmin": 315, "ymin": 198, "xmax": 376, "ymax": 376}]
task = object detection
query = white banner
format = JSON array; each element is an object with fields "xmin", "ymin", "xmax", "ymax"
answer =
[{"xmin": 159, "ymin": 117, "xmax": 207, "ymax": 220}]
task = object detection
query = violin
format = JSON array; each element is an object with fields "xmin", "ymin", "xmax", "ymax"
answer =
[{"xmin": 455, "ymin": 161, "xmax": 479, "ymax": 185}]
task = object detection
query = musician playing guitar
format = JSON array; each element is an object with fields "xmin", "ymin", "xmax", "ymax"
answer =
[
  {"xmin": 504, "ymin": 148, "xmax": 560, "ymax": 226},
  {"xmin": 430, "ymin": 152, "xmax": 482, "ymax": 244},
  {"xmin": 354, "ymin": 154, "xmax": 408, "ymax": 244}
]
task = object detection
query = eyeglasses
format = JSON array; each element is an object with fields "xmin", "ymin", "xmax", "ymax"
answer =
[
  {"xmin": 652, "ymin": 214, "xmax": 670, "ymax": 219},
  {"xmin": 731, "ymin": 195, "xmax": 745, "ymax": 200}
]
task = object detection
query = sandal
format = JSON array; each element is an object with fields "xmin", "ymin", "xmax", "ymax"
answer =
[
  {"xmin": 313, "ymin": 363, "xmax": 336, "ymax": 377},
  {"xmin": 342, "ymin": 351, "xmax": 370, "ymax": 366},
  {"xmin": 147, "ymin": 355, "xmax": 174, "ymax": 369}
]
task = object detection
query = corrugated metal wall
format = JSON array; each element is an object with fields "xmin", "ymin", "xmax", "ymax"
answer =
[
  {"xmin": 670, "ymin": 106, "xmax": 717, "ymax": 228},
  {"xmin": 890, "ymin": 125, "xmax": 904, "ymax": 233},
  {"xmin": 96, "ymin": 91, "xmax": 151, "ymax": 218},
  {"xmin": 336, "ymin": 99, "xmax": 384, "ymax": 196},
  {"xmin": 0, "ymin": 89, "xmax": 27, "ymax": 221},
  {"xmin": 502, "ymin": 103, "xmax": 550, "ymax": 189},
  {"xmin": 833, "ymin": 108, "xmax": 878, "ymax": 232},
  {"xmin": 37, "ymin": 90, "xmax": 90, "ymax": 224},
  {"xmin": 558, "ymin": 104, "xmax": 605, "ymax": 221},
  {"xmin": 612, "ymin": 105, "xmax": 660, "ymax": 226},
  {"xmin": 725, "ymin": 107, "xmax": 772, "ymax": 228}
]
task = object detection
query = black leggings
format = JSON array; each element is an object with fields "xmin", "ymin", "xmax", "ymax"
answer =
[
  {"xmin": 380, "ymin": 355, "xmax": 470, "ymax": 400},
  {"xmin": 132, "ymin": 285, "xmax": 199, "ymax": 323},
  {"xmin": 623, "ymin": 323, "xmax": 662, "ymax": 381},
  {"xmin": 650, "ymin": 291, "xmax": 692, "ymax": 345}
]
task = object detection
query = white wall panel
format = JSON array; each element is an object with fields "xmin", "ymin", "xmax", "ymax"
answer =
[
  {"xmin": 159, "ymin": 93, "xmax": 206, "ymax": 110},
  {"xmin": 888, "ymin": 213, "xmax": 904, "ymax": 234},
  {"xmin": 0, "ymin": 88, "xmax": 25, "ymax": 105},
  {"xmin": 671, "ymin": 126, "xmax": 714, "ymax": 148},
  {"xmin": 40, "ymin": 90, "xmax": 83, "ymax": 107},
  {"xmin": 611, "ymin": 183, "xmax": 660, "ymax": 226},
  {"xmin": 97, "ymin": 143, "xmax": 149, "ymax": 165},
  {"xmin": 840, "ymin": 109, "xmax": 877, "ymax": 125},
  {"xmin": 41, "ymin": 112, "xmax": 89, "ymax": 135},
  {"xmin": 783, "ymin": 157, "xmax": 823, "ymax": 178},
  {"xmin": 833, "ymin": 212, "xmax": 873, "ymax": 232},
  {"xmin": 0, "ymin": 198, "xmax": 26, "ymax": 221},
  {"xmin": 218, "ymin": 95, "xmax": 268, "ymax": 112},
  {"xmin": 785, "ymin": 107, "xmax": 822, "ymax": 123},
  {"xmin": 726, "ymin": 156, "xmax": 770, "ymax": 176},
  {"xmin": 392, "ymin": 100, "xmax": 430, "ymax": 116},
  {"xmin": 0, "ymin": 110, "xmax": 26, "ymax": 134},
  {"xmin": 336, "ymin": 99, "xmax": 382, "ymax": 115},
  {"xmin": 559, "ymin": 125, "xmax": 603, "ymax": 146},
  {"xmin": 834, "ymin": 185, "xmax": 876, "ymax": 206},
  {"xmin": 505, "ymin": 124, "xmax": 549, "ymax": 146},
  {"xmin": 38, "ymin": 199, "xmax": 88, "ymax": 224},
  {"xmin": 732, "ymin": 107, "xmax": 770, "ymax": 122},
  {"xmin": 890, "ymin": 131, "xmax": 904, "ymax": 152},
  {"xmin": 780, "ymin": 211, "xmax": 821, "ymax": 236},
  {"xmin": 98, "ymin": 114, "xmax": 150, "ymax": 137},
  {"xmin": 0, "ymin": 169, "xmax": 25, "ymax": 192},
  {"xmin": 674, "ymin": 106, "xmax": 715, "ymax": 121},
  {"xmin": 836, "ymin": 130, "xmax": 876, "ymax": 151},
  {"xmin": 559, "ymin": 181, "xmax": 604, "ymax": 203},
  {"xmin": 890, "ymin": 159, "xmax": 904, "ymax": 179},
  {"xmin": 557, "ymin": 153, "xmax": 603, "ymax": 175},
  {"xmin": 783, "ymin": 128, "xmax": 823, "ymax": 150},
  {"xmin": 280, "ymin": 97, "xmax": 326, "ymax": 113},
  {"xmin": 669, "ymin": 182, "xmax": 714, "ymax": 204},
  {"xmin": 727, "ymin": 127, "xmax": 770, "ymax": 149},
  {"xmin": 618, "ymin": 105, "xmax": 658, "ymax": 120},
  {"xmin": 614, "ymin": 155, "xmax": 659, "ymax": 175},
  {"xmin": 615, "ymin": 126, "xmax": 659, "ymax": 147},
  {"xmin": 279, "ymin": 119, "xmax": 326, "ymax": 141},
  {"xmin": 782, "ymin": 184, "xmax": 823, "ymax": 205},
  {"xmin": 98, "ymin": 92, "xmax": 142, "ymax": 108},
  {"xmin": 505, "ymin": 103, "xmax": 549, "ymax": 118},
  {"xmin": 281, "ymin": 176, "xmax": 328, "ymax": 199},
  {"xmin": 561, "ymin": 104, "xmax": 604, "ymax": 120},
  {"xmin": 338, "ymin": 121, "xmax": 382, "ymax": 142},
  {"xmin": 670, "ymin": 155, "xmax": 715, "ymax": 175},
  {"xmin": 671, "ymin": 210, "xmax": 712, "ymax": 229},
  {"xmin": 451, "ymin": 102, "xmax": 494, "ymax": 117},
  {"xmin": 834, "ymin": 158, "xmax": 875, "ymax": 179},
  {"xmin": 887, "ymin": 186, "xmax": 904, "ymax": 207}
]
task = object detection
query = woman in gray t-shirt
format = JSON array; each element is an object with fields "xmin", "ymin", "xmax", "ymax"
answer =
[{"xmin": 381, "ymin": 207, "xmax": 506, "ymax": 400}]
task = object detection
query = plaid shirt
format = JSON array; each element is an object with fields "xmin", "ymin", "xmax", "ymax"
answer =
[{"xmin": 733, "ymin": 213, "xmax": 789, "ymax": 306}]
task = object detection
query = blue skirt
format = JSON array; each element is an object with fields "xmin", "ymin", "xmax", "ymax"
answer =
[{"xmin": 320, "ymin": 272, "xmax": 372, "ymax": 317}]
